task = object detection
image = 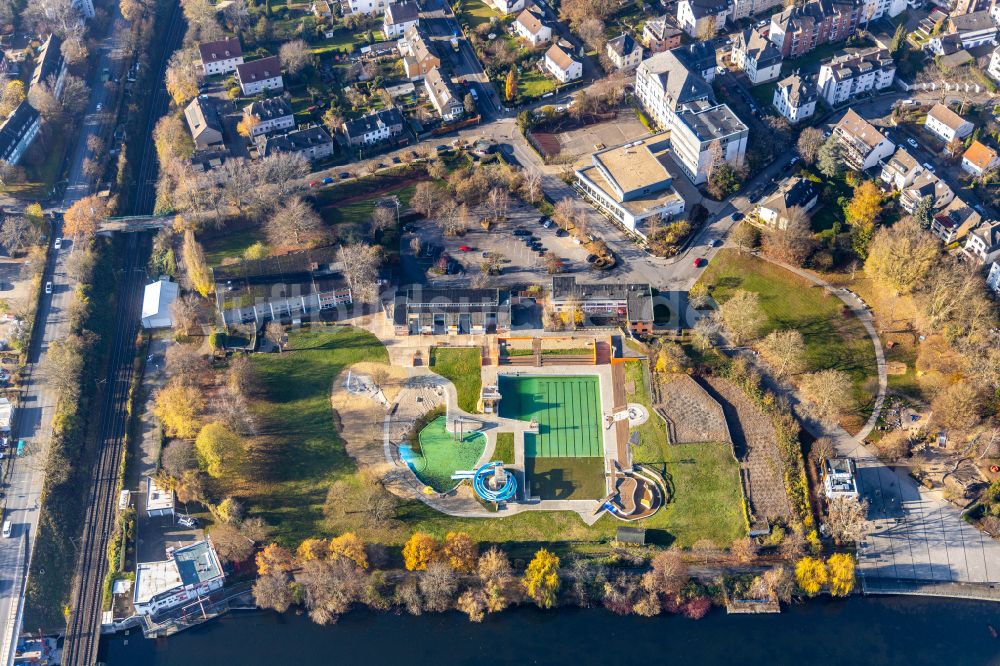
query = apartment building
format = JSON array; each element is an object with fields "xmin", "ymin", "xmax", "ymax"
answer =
[
  {"xmin": 643, "ymin": 15, "xmax": 683, "ymax": 53},
  {"xmin": 731, "ymin": 28, "xmax": 783, "ymax": 84},
  {"xmin": 768, "ymin": 0, "xmax": 863, "ymax": 58},
  {"xmin": 832, "ymin": 108, "xmax": 894, "ymax": 170},
  {"xmin": 924, "ymin": 103, "xmax": 974, "ymax": 144},
  {"xmin": 198, "ymin": 38, "xmax": 244, "ymax": 75},
  {"xmin": 235, "ymin": 56, "xmax": 283, "ymax": 95},
  {"xmin": 606, "ymin": 34, "xmax": 644, "ymax": 71},
  {"xmin": 817, "ymin": 47, "xmax": 895, "ymax": 106},
  {"xmin": 677, "ymin": 0, "xmax": 731, "ymax": 37},
  {"xmin": 772, "ymin": 71, "xmax": 818, "ymax": 123},
  {"xmin": 244, "ymin": 98, "xmax": 295, "ymax": 137}
]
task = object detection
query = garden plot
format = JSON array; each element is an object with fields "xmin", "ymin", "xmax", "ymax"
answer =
[{"xmin": 657, "ymin": 374, "xmax": 730, "ymax": 444}]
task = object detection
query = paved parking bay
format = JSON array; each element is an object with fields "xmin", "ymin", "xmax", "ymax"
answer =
[
  {"xmin": 856, "ymin": 460, "xmax": 1000, "ymax": 584},
  {"xmin": 401, "ymin": 202, "xmax": 595, "ymax": 288}
]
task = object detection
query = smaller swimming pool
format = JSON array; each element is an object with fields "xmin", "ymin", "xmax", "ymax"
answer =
[{"xmin": 400, "ymin": 416, "xmax": 486, "ymax": 492}]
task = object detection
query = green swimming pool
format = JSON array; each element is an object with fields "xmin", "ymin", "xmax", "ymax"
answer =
[{"xmin": 497, "ymin": 375, "xmax": 603, "ymax": 458}]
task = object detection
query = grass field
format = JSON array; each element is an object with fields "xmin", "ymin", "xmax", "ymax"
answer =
[
  {"xmin": 623, "ymin": 361, "xmax": 669, "ymax": 456},
  {"xmin": 429, "ymin": 347, "xmax": 482, "ymax": 412},
  {"xmin": 698, "ymin": 249, "xmax": 878, "ymax": 434},
  {"xmin": 498, "ymin": 375, "xmax": 602, "ymax": 457},
  {"xmin": 525, "ymin": 456, "xmax": 606, "ymax": 500},
  {"xmin": 458, "ymin": 0, "xmax": 497, "ymax": 27},
  {"xmin": 247, "ymin": 326, "xmax": 389, "ymax": 544},
  {"xmin": 494, "ymin": 432, "xmax": 515, "ymax": 464},
  {"xmin": 317, "ymin": 181, "xmax": 417, "ymax": 256},
  {"xmin": 658, "ymin": 443, "xmax": 747, "ymax": 546},
  {"xmin": 200, "ymin": 226, "xmax": 267, "ymax": 267},
  {"xmin": 403, "ymin": 416, "xmax": 486, "ymax": 491}
]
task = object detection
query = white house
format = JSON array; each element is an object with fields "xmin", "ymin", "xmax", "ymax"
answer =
[
  {"xmin": 244, "ymin": 98, "xmax": 295, "ymax": 137},
  {"xmin": 0, "ymin": 102, "xmax": 40, "ymax": 166},
  {"xmin": 235, "ymin": 56, "xmax": 283, "ymax": 96},
  {"xmin": 145, "ymin": 476, "xmax": 175, "ymax": 518},
  {"xmin": 823, "ymin": 458, "xmax": 859, "ymax": 500},
  {"xmin": 731, "ymin": 28, "xmax": 782, "ymax": 84},
  {"xmin": 573, "ymin": 133, "xmax": 686, "ymax": 238},
  {"xmin": 544, "ymin": 40, "xmax": 582, "ymax": 83},
  {"xmin": 988, "ymin": 46, "xmax": 1000, "ymax": 83},
  {"xmin": 817, "ymin": 47, "xmax": 895, "ymax": 107},
  {"xmin": 424, "ymin": 67, "xmax": 464, "ymax": 120},
  {"xmin": 963, "ymin": 221, "xmax": 1000, "ymax": 265},
  {"xmin": 198, "ymin": 38, "xmax": 244, "ymax": 75},
  {"xmin": 772, "ymin": 72, "xmax": 817, "ymax": 123},
  {"xmin": 880, "ymin": 147, "xmax": 924, "ymax": 191},
  {"xmin": 141, "ymin": 279, "xmax": 179, "ymax": 329},
  {"xmin": 513, "ymin": 6, "xmax": 552, "ymax": 47},
  {"xmin": 347, "ymin": 0, "xmax": 397, "ymax": 14},
  {"xmin": 757, "ymin": 178, "xmax": 818, "ymax": 229},
  {"xmin": 606, "ymin": 34, "xmax": 643, "ymax": 71},
  {"xmin": 383, "ymin": 2, "xmax": 420, "ymax": 39},
  {"xmin": 924, "ymin": 103, "xmax": 974, "ymax": 144},
  {"xmin": 342, "ymin": 107, "xmax": 405, "ymax": 145},
  {"xmin": 986, "ymin": 261, "xmax": 1000, "ymax": 293},
  {"xmin": 134, "ymin": 540, "xmax": 225, "ymax": 616},
  {"xmin": 487, "ymin": 0, "xmax": 525, "ymax": 13},
  {"xmin": 677, "ymin": 0, "xmax": 730, "ymax": 38},
  {"xmin": 833, "ymin": 108, "xmax": 895, "ymax": 171},
  {"xmin": 961, "ymin": 140, "xmax": 1000, "ymax": 177}
]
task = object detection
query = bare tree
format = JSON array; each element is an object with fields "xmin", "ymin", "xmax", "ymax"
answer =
[
  {"xmin": 371, "ymin": 204, "xmax": 396, "ymax": 233},
  {"xmin": 253, "ymin": 571, "xmax": 294, "ymax": 612},
  {"xmin": 411, "ymin": 181, "xmax": 444, "ymax": 218},
  {"xmin": 299, "ymin": 558, "xmax": 368, "ymax": 624},
  {"xmin": 418, "ymin": 562, "xmax": 458, "ymax": 612},
  {"xmin": 756, "ymin": 329, "xmax": 807, "ymax": 378},
  {"xmin": 265, "ymin": 321, "xmax": 285, "ymax": 352},
  {"xmin": 171, "ymin": 294, "xmax": 201, "ymax": 335},
  {"xmin": 826, "ymin": 496, "xmax": 872, "ymax": 545},
  {"xmin": 279, "ymin": 39, "xmax": 312, "ymax": 76},
  {"xmin": 485, "ymin": 187, "xmax": 510, "ymax": 222},
  {"xmin": 211, "ymin": 523, "xmax": 255, "ymax": 562},
  {"xmin": 266, "ymin": 197, "xmax": 325, "ymax": 249},
  {"xmin": 0, "ymin": 215, "xmax": 41, "ymax": 255},
  {"xmin": 522, "ymin": 169, "xmax": 543, "ymax": 204},
  {"xmin": 800, "ymin": 370, "xmax": 854, "ymax": 423},
  {"xmin": 337, "ymin": 243, "xmax": 383, "ymax": 304},
  {"xmin": 718, "ymin": 289, "xmax": 766, "ymax": 345}
]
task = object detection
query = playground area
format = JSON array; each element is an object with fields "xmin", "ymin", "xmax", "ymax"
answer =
[
  {"xmin": 400, "ymin": 416, "xmax": 487, "ymax": 492},
  {"xmin": 498, "ymin": 374, "xmax": 606, "ymax": 501}
]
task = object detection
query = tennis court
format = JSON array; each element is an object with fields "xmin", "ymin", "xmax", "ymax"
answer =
[{"xmin": 497, "ymin": 375, "xmax": 603, "ymax": 457}]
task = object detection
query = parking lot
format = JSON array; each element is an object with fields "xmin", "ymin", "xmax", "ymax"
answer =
[{"xmin": 400, "ymin": 201, "xmax": 598, "ymax": 288}]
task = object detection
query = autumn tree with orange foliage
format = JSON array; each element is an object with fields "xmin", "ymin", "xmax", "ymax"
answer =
[
  {"xmin": 402, "ymin": 532, "xmax": 440, "ymax": 571},
  {"xmin": 329, "ymin": 532, "xmax": 368, "ymax": 569},
  {"xmin": 256, "ymin": 543, "xmax": 295, "ymax": 575},
  {"xmin": 442, "ymin": 532, "xmax": 478, "ymax": 573},
  {"xmin": 296, "ymin": 538, "xmax": 330, "ymax": 562},
  {"xmin": 63, "ymin": 195, "xmax": 107, "ymax": 240}
]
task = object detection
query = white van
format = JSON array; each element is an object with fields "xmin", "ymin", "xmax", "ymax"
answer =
[{"xmin": 3, "ymin": 520, "xmax": 12, "ymax": 538}]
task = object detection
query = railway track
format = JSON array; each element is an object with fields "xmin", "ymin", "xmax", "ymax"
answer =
[
  {"xmin": 61, "ymin": 235, "xmax": 148, "ymax": 666},
  {"xmin": 60, "ymin": 2, "xmax": 185, "ymax": 663}
]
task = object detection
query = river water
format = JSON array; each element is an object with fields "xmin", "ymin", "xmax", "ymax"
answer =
[{"xmin": 100, "ymin": 596, "xmax": 1000, "ymax": 665}]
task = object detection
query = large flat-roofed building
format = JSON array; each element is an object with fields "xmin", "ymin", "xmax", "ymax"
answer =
[
  {"xmin": 212, "ymin": 246, "xmax": 353, "ymax": 325},
  {"xmin": 134, "ymin": 540, "xmax": 225, "ymax": 616},
  {"xmin": 574, "ymin": 133, "xmax": 686, "ymax": 238},
  {"xmin": 550, "ymin": 276, "xmax": 654, "ymax": 335},
  {"xmin": 391, "ymin": 287, "xmax": 510, "ymax": 336},
  {"xmin": 670, "ymin": 103, "xmax": 748, "ymax": 184}
]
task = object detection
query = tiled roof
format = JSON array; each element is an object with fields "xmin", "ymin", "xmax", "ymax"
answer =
[
  {"xmin": 199, "ymin": 38, "xmax": 242, "ymax": 64},
  {"xmin": 963, "ymin": 140, "xmax": 998, "ymax": 170},
  {"xmin": 236, "ymin": 56, "xmax": 281, "ymax": 83},
  {"xmin": 927, "ymin": 103, "xmax": 969, "ymax": 131}
]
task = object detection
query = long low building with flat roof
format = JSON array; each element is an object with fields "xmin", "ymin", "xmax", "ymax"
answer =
[
  {"xmin": 550, "ymin": 276, "xmax": 654, "ymax": 335},
  {"xmin": 391, "ymin": 287, "xmax": 511, "ymax": 336},
  {"xmin": 574, "ymin": 132, "xmax": 686, "ymax": 239}
]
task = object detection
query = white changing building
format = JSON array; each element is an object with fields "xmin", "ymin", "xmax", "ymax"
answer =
[{"xmin": 141, "ymin": 279, "xmax": 179, "ymax": 329}]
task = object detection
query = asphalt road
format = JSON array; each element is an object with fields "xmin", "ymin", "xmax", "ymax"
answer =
[{"xmin": 0, "ymin": 6, "xmax": 131, "ymax": 663}]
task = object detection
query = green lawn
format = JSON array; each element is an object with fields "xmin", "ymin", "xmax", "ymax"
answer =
[
  {"xmin": 698, "ymin": 249, "xmax": 878, "ymax": 434},
  {"xmin": 658, "ymin": 443, "xmax": 747, "ymax": 547},
  {"xmin": 458, "ymin": 0, "xmax": 497, "ymax": 28},
  {"xmin": 200, "ymin": 226, "xmax": 267, "ymax": 267},
  {"xmin": 248, "ymin": 326, "xmax": 389, "ymax": 544},
  {"xmin": 525, "ymin": 456, "xmax": 606, "ymax": 500},
  {"xmin": 623, "ymin": 361, "xmax": 670, "ymax": 456},
  {"xmin": 405, "ymin": 416, "xmax": 486, "ymax": 491},
  {"xmin": 494, "ymin": 432, "xmax": 515, "ymax": 464},
  {"xmin": 799, "ymin": 168, "xmax": 852, "ymax": 234},
  {"xmin": 518, "ymin": 68, "xmax": 557, "ymax": 99},
  {"xmin": 429, "ymin": 347, "xmax": 482, "ymax": 412},
  {"xmin": 316, "ymin": 181, "xmax": 418, "ymax": 254}
]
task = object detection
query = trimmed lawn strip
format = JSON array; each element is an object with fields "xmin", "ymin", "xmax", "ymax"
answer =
[
  {"xmin": 525, "ymin": 456, "xmax": 606, "ymax": 500},
  {"xmin": 429, "ymin": 347, "xmax": 482, "ymax": 413},
  {"xmin": 494, "ymin": 432, "xmax": 515, "ymax": 464},
  {"xmin": 518, "ymin": 68, "xmax": 557, "ymax": 99},
  {"xmin": 200, "ymin": 226, "xmax": 267, "ymax": 267},
  {"xmin": 623, "ymin": 360, "xmax": 670, "ymax": 455},
  {"xmin": 698, "ymin": 249, "xmax": 878, "ymax": 434}
]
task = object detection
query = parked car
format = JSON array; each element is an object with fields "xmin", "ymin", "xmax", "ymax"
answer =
[
  {"xmin": 339, "ymin": 172, "xmax": 350, "ymax": 179},
  {"xmin": 907, "ymin": 138, "xmax": 918, "ymax": 148},
  {"xmin": 693, "ymin": 257, "xmax": 706, "ymax": 268},
  {"xmin": 177, "ymin": 515, "xmax": 198, "ymax": 528},
  {"xmin": 309, "ymin": 181, "xmax": 318, "ymax": 187},
  {"xmin": 44, "ymin": 282, "xmax": 52, "ymax": 294},
  {"xmin": 53, "ymin": 238, "xmax": 62, "ymax": 250},
  {"xmin": 922, "ymin": 162, "xmax": 936, "ymax": 173},
  {"xmin": 732, "ymin": 212, "xmax": 744, "ymax": 221}
]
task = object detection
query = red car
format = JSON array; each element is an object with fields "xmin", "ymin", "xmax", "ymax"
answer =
[
  {"xmin": 693, "ymin": 257, "xmax": 706, "ymax": 268},
  {"xmin": 458, "ymin": 245, "xmax": 472, "ymax": 252},
  {"xmin": 309, "ymin": 181, "xmax": 318, "ymax": 188}
]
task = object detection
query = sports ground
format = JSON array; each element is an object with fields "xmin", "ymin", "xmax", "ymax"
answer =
[{"xmin": 497, "ymin": 375, "xmax": 603, "ymax": 457}]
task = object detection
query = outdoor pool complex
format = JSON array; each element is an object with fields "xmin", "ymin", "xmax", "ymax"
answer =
[{"xmin": 498, "ymin": 375, "xmax": 603, "ymax": 456}]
